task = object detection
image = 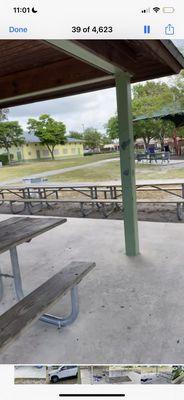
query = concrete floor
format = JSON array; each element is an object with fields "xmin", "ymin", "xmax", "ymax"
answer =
[
  {"xmin": 0, "ymin": 215, "xmax": 184, "ymax": 364},
  {"xmin": 141, "ymin": 372, "xmax": 172, "ymax": 384}
]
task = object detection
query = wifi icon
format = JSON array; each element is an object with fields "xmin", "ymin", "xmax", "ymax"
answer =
[{"xmin": 153, "ymin": 6, "xmax": 160, "ymax": 13}]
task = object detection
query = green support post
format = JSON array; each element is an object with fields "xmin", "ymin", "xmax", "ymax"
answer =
[{"xmin": 115, "ymin": 72, "xmax": 139, "ymax": 256}]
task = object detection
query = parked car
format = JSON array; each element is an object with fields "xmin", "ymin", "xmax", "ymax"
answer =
[{"xmin": 49, "ymin": 365, "xmax": 78, "ymax": 383}]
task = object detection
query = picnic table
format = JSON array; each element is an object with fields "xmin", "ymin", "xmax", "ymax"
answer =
[
  {"xmin": 0, "ymin": 216, "xmax": 95, "ymax": 349},
  {"xmin": 0, "ymin": 216, "xmax": 66, "ymax": 309},
  {"xmin": 136, "ymin": 152, "xmax": 170, "ymax": 163},
  {"xmin": 1, "ymin": 179, "xmax": 184, "ymax": 199},
  {"xmin": 0, "ymin": 180, "xmax": 184, "ymax": 219}
]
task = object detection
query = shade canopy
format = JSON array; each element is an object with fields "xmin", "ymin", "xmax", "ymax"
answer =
[
  {"xmin": 134, "ymin": 109, "xmax": 184, "ymax": 128},
  {"xmin": 0, "ymin": 39, "xmax": 184, "ymax": 108}
]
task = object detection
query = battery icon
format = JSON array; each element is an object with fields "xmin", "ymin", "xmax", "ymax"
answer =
[{"xmin": 163, "ymin": 7, "xmax": 175, "ymax": 13}]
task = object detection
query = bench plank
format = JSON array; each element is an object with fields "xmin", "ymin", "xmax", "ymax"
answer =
[
  {"xmin": 0, "ymin": 261, "xmax": 95, "ymax": 350},
  {"xmin": 7, "ymin": 198, "xmax": 184, "ymax": 204},
  {"xmin": 4, "ymin": 198, "xmax": 184, "ymax": 221}
]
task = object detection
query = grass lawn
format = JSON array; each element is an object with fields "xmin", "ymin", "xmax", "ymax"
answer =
[
  {"xmin": 1, "ymin": 155, "xmax": 184, "ymax": 183},
  {"xmin": 48, "ymin": 160, "xmax": 184, "ymax": 182},
  {"xmin": 0, "ymin": 153, "xmax": 118, "ymax": 182}
]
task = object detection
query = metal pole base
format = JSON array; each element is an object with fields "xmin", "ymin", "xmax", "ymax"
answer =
[
  {"xmin": 177, "ymin": 203, "xmax": 184, "ymax": 221},
  {"xmin": 39, "ymin": 286, "xmax": 79, "ymax": 328}
]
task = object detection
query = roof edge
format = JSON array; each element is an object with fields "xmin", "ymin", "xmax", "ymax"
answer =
[{"xmin": 161, "ymin": 40, "xmax": 184, "ymax": 69}]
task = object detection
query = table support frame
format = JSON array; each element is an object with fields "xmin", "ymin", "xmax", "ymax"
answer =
[{"xmin": 0, "ymin": 246, "xmax": 79, "ymax": 328}]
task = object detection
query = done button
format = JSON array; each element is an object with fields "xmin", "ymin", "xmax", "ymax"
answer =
[{"xmin": 9, "ymin": 26, "xmax": 28, "ymax": 33}]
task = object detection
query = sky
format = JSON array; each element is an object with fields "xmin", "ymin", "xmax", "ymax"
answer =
[
  {"xmin": 8, "ymin": 87, "xmax": 117, "ymax": 134},
  {"xmin": 7, "ymin": 40, "xmax": 184, "ymax": 135}
]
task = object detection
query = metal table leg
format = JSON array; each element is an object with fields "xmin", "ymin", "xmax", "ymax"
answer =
[
  {"xmin": 9, "ymin": 247, "xmax": 24, "ymax": 300},
  {"xmin": 180, "ymin": 184, "xmax": 184, "ymax": 220},
  {"xmin": 39, "ymin": 286, "xmax": 79, "ymax": 328},
  {"xmin": 9, "ymin": 246, "xmax": 79, "ymax": 328},
  {"xmin": 182, "ymin": 184, "xmax": 184, "ymax": 199}
]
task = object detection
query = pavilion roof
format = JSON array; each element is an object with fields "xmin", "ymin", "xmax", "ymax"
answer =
[
  {"xmin": 134, "ymin": 109, "xmax": 184, "ymax": 128},
  {"xmin": 0, "ymin": 39, "xmax": 184, "ymax": 108}
]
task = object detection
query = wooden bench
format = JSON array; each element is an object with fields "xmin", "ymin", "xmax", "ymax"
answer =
[
  {"xmin": 3, "ymin": 197, "xmax": 184, "ymax": 220},
  {"xmin": 87, "ymin": 198, "xmax": 184, "ymax": 219},
  {"xmin": 0, "ymin": 261, "xmax": 95, "ymax": 351}
]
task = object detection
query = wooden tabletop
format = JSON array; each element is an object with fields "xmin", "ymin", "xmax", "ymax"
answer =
[{"xmin": 0, "ymin": 216, "xmax": 67, "ymax": 254}]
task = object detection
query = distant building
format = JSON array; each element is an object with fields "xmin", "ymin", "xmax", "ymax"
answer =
[
  {"xmin": 103, "ymin": 142, "xmax": 120, "ymax": 152},
  {"xmin": 0, "ymin": 133, "xmax": 84, "ymax": 162}
]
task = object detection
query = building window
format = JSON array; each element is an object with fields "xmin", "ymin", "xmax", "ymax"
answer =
[
  {"xmin": 28, "ymin": 151, "xmax": 31, "ymax": 156},
  {"xmin": 63, "ymin": 148, "xmax": 68, "ymax": 154},
  {"xmin": 71, "ymin": 148, "xmax": 76, "ymax": 154},
  {"xmin": 42, "ymin": 150, "xmax": 50, "ymax": 157},
  {"xmin": 54, "ymin": 149, "xmax": 59, "ymax": 155}
]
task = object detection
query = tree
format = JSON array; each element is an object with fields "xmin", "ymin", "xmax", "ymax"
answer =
[
  {"xmin": 170, "ymin": 70, "xmax": 184, "ymax": 109},
  {"xmin": 83, "ymin": 128, "xmax": 102, "ymax": 149},
  {"xmin": 105, "ymin": 115, "xmax": 119, "ymax": 140},
  {"xmin": 101, "ymin": 134, "xmax": 112, "ymax": 146},
  {"xmin": 133, "ymin": 119, "xmax": 160, "ymax": 149},
  {"xmin": 0, "ymin": 108, "xmax": 9, "ymax": 122},
  {"xmin": 133, "ymin": 118, "xmax": 175, "ymax": 150},
  {"xmin": 69, "ymin": 131, "xmax": 84, "ymax": 140},
  {"xmin": 132, "ymin": 81, "xmax": 174, "ymax": 117},
  {"xmin": 155, "ymin": 119, "xmax": 175, "ymax": 150},
  {"xmin": 106, "ymin": 80, "xmax": 176, "ymax": 142},
  {"xmin": 27, "ymin": 114, "xmax": 66, "ymax": 160},
  {"xmin": 0, "ymin": 121, "xmax": 24, "ymax": 163}
]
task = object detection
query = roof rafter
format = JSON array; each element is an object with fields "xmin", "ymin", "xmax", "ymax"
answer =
[{"xmin": 45, "ymin": 39, "xmax": 129, "ymax": 75}]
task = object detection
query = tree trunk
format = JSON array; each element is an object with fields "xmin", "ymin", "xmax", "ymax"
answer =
[
  {"xmin": 47, "ymin": 145, "xmax": 55, "ymax": 160},
  {"xmin": 51, "ymin": 150, "xmax": 55, "ymax": 160},
  {"xmin": 160, "ymin": 136, "xmax": 164, "ymax": 151},
  {"xmin": 143, "ymin": 137, "xmax": 150, "ymax": 151}
]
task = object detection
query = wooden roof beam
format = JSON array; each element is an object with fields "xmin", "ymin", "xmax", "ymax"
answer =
[
  {"xmin": 0, "ymin": 57, "xmax": 113, "ymax": 106},
  {"xmin": 45, "ymin": 39, "xmax": 130, "ymax": 76}
]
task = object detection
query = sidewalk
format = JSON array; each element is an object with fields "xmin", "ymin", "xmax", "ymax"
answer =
[{"xmin": 0, "ymin": 158, "xmax": 119, "ymax": 186}]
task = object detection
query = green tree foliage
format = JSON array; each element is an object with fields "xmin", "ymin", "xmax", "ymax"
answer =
[
  {"xmin": 105, "ymin": 115, "xmax": 119, "ymax": 140},
  {"xmin": 101, "ymin": 134, "xmax": 112, "ymax": 146},
  {"xmin": 0, "ymin": 108, "xmax": 9, "ymax": 121},
  {"xmin": 106, "ymin": 79, "xmax": 181, "ymax": 146},
  {"xmin": 106, "ymin": 82, "xmax": 174, "ymax": 141},
  {"xmin": 0, "ymin": 121, "xmax": 24, "ymax": 163},
  {"xmin": 83, "ymin": 127, "xmax": 102, "ymax": 149},
  {"xmin": 134, "ymin": 118, "xmax": 175, "ymax": 149},
  {"xmin": 133, "ymin": 119, "xmax": 160, "ymax": 149},
  {"xmin": 27, "ymin": 114, "xmax": 66, "ymax": 160},
  {"xmin": 132, "ymin": 81, "xmax": 174, "ymax": 117},
  {"xmin": 170, "ymin": 70, "xmax": 184, "ymax": 109},
  {"xmin": 68, "ymin": 131, "xmax": 84, "ymax": 140},
  {"xmin": 155, "ymin": 119, "xmax": 175, "ymax": 150}
]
